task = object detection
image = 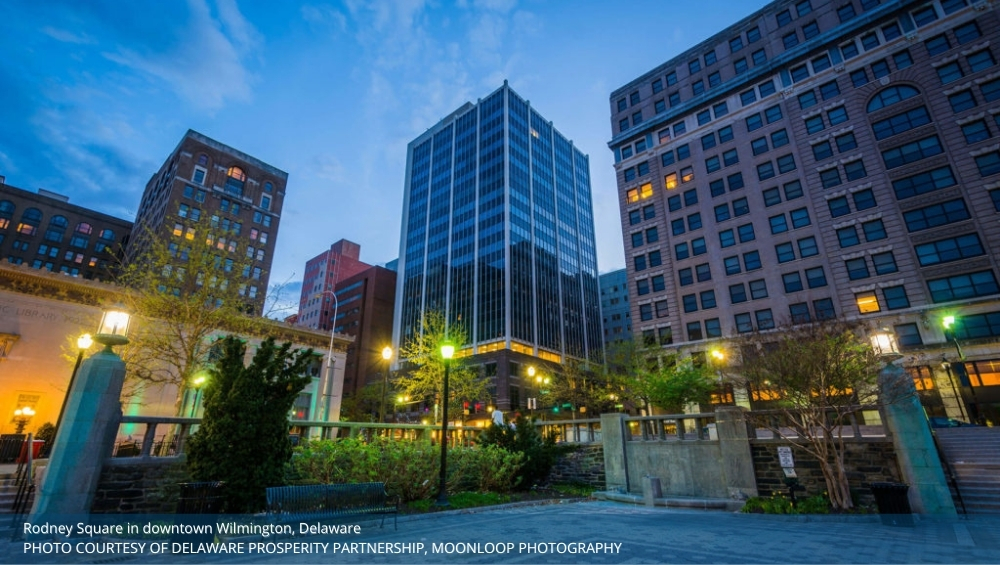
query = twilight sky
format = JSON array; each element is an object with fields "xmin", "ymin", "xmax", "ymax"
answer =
[{"xmin": 0, "ymin": 0, "xmax": 768, "ymax": 316}]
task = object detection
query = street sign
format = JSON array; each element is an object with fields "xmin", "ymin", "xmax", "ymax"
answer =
[{"xmin": 777, "ymin": 446, "xmax": 794, "ymax": 468}]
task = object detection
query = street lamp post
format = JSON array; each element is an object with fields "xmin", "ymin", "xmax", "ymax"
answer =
[
  {"xmin": 314, "ymin": 290, "xmax": 340, "ymax": 425},
  {"xmin": 53, "ymin": 333, "xmax": 93, "ymax": 441},
  {"xmin": 379, "ymin": 346, "xmax": 393, "ymax": 423},
  {"xmin": 436, "ymin": 341, "xmax": 455, "ymax": 507},
  {"xmin": 189, "ymin": 373, "xmax": 207, "ymax": 417},
  {"xmin": 941, "ymin": 315, "xmax": 981, "ymax": 423},
  {"xmin": 12, "ymin": 406, "xmax": 35, "ymax": 434}
]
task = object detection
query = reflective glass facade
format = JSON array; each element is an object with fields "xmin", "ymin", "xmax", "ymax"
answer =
[{"xmin": 395, "ymin": 83, "xmax": 603, "ymax": 364}]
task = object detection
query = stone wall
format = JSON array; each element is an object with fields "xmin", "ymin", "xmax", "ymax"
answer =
[
  {"xmin": 91, "ymin": 458, "xmax": 192, "ymax": 513},
  {"xmin": 548, "ymin": 444, "xmax": 605, "ymax": 488},
  {"xmin": 750, "ymin": 439, "xmax": 901, "ymax": 507}
]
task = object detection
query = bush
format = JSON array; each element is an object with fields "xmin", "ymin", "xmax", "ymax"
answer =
[
  {"xmin": 291, "ymin": 437, "xmax": 522, "ymax": 502},
  {"xmin": 741, "ymin": 494, "xmax": 830, "ymax": 514},
  {"xmin": 478, "ymin": 415, "xmax": 571, "ymax": 490}
]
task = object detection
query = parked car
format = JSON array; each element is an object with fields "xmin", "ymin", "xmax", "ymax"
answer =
[{"xmin": 928, "ymin": 417, "xmax": 981, "ymax": 428}]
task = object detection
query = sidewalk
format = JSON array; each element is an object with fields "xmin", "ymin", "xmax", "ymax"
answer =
[{"xmin": 4, "ymin": 500, "xmax": 999, "ymax": 564}]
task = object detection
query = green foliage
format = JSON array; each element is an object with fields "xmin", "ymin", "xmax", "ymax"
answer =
[
  {"xmin": 186, "ymin": 336, "xmax": 314, "ymax": 513},
  {"xmin": 550, "ymin": 482, "xmax": 597, "ymax": 497},
  {"xmin": 448, "ymin": 445, "xmax": 524, "ymax": 494},
  {"xmin": 117, "ymin": 218, "xmax": 265, "ymax": 391},
  {"xmin": 396, "ymin": 311, "xmax": 488, "ymax": 421},
  {"xmin": 640, "ymin": 359, "xmax": 715, "ymax": 412},
  {"xmin": 737, "ymin": 321, "xmax": 887, "ymax": 512},
  {"xmin": 741, "ymin": 494, "xmax": 831, "ymax": 514},
  {"xmin": 291, "ymin": 437, "xmax": 522, "ymax": 503},
  {"xmin": 478, "ymin": 415, "xmax": 569, "ymax": 490},
  {"xmin": 34, "ymin": 422, "xmax": 56, "ymax": 444}
]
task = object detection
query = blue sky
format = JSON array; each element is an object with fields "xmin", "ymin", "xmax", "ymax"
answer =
[{"xmin": 0, "ymin": 0, "xmax": 768, "ymax": 316}]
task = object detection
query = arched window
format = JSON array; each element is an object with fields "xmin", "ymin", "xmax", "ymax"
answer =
[
  {"xmin": 18, "ymin": 207, "xmax": 42, "ymax": 235},
  {"xmin": 76, "ymin": 222, "xmax": 93, "ymax": 234},
  {"xmin": 44, "ymin": 215, "xmax": 68, "ymax": 243},
  {"xmin": 99, "ymin": 229, "xmax": 115, "ymax": 241},
  {"xmin": 0, "ymin": 200, "xmax": 14, "ymax": 229},
  {"xmin": 867, "ymin": 85, "xmax": 920, "ymax": 112},
  {"xmin": 225, "ymin": 166, "xmax": 246, "ymax": 197},
  {"xmin": 264, "ymin": 181, "xmax": 273, "ymax": 193},
  {"xmin": 22, "ymin": 208, "xmax": 42, "ymax": 224},
  {"xmin": 49, "ymin": 215, "xmax": 68, "ymax": 228},
  {"xmin": 197, "ymin": 154, "xmax": 209, "ymax": 166},
  {"xmin": 227, "ymin": 166, "xmax": 246, "ymax": 182}
]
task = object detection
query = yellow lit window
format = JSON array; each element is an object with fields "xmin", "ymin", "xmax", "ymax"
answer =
[
  {"xmin": 681, "ymin": 166, "xmax": 694, "ymax": 183},
  {"xmin": 172, "ymin": 223, "xmax": 183, "ymax": 237},
  {"xmin": 970, "ymin": 360, "xmax": 1000, "ymax": 386},
  {"xmin": 751, "ymin": 389, "xmax": 782, "ymax": 401},
  {"xmin": 639, "ymin": 182, "xmax": 653, "ymax": 199},
  {"xmin": 510, "ymin": 341, "xmax": 533, "ymax": 354},
  {"xmin": 0, "ymin": 218, "xmax": 9, "ymax": 229},
  {"xmin": 627, "ymin": 188, "xmax": 639, "ymax": 203},
  {"xmin": 17, "ymin": 223, "xmax": 36, "ymax": 235},
  {"xmin": 227, "ymin": 166, "xmax": 247, "ymax": 182},
  {"xmin": 88, "ymin": 257, "xmax": 97, "ymax": 267},
  {"xmin": 855, "ymin": 291, "xmax": 880, "ymax": 314},
  {"xmin": 665, "ymin": 173, "xmax": 678, "ymax": 190},
  {"xmin": 185, "ymin": 227, "xmax": 196, "ymax": 241},
  {"xmin": 538, "ymin": 350, "xmax": 562, "ymax": 363}
]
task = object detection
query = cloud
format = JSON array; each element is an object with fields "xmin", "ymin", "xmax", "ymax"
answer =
[
  {"xmin": 301, "ymin": 4, "xmax": 347, "ymax": 32},
  {"xmin": 40, "ymin": 26, "xmax": 96, "ymax": 45},
  {"xmin": 102, "ymin": 0, "xmax": 259, "ymax": 111}
]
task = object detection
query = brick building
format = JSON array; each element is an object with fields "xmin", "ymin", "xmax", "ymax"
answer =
[
  {"xmin": 127, "ymin": 130, "xmax": 286, "ymax": 314},
  {"xmin": 611, "ymin": 0, "xmax": 1000, "ymax": 423},
  {"xmin": 296, "ymin": 239, "xmax": 372, "ymax": 330},
  {"xmin": 0, "ymin": 177, "xmax": 132, "ymax": 281}
]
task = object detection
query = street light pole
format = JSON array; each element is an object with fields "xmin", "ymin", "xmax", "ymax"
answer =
[
  {"xmin": 380, "ymin": 346, "xmax": 393, "ymax": 423},
  {"xmin": 314, "ymin": 290, "xmax": 339, "ymax": 425},
  {"xmin": 53, "ymin": 333, "xmax": 93, "ymax": 442},
  {"xmin": 436, "ymin": 342, "xmax": 455, "ymax": 507}
]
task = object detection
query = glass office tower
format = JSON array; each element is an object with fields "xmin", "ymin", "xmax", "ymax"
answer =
[{"xmin": 393, "ymin": 82, "xmax": 602, "ymax": 410}]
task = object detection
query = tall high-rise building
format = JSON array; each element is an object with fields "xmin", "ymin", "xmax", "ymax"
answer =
[
  {"xmin": 611, "ymin": 0, "xmax": 1000, "ymax": 423},
  {"xmin": 297, "ymin": 239, "xmax": 372, "ymax": 330},
  {"xmin": 128, "ymin": 130, "xmax": 286, "ymax": 313},
  {"xmin": 394, "ymin": 82, "xmax": 603, "ymax": 411},
  {"xmin": 600, "ymin": 269, "xmax": 632, "ymax": 348}
]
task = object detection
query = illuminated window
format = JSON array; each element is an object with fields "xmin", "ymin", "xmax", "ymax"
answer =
[
  {"xmin": 855, "ymin": 291, "xmax": 880, "ymax": 314},
  {"xmin": 681, "ymin": 167, "xmax": 694, "ymax": 183},
  {"xmin": 173, "ymin": 223, "xmax": 184, "ymax": 237},
  {"xmin": 185, "ymin": 227, "xmax": 195, "ymax": 241},
  {"xmin": 665, "ymin": 173, "xmax": 678, "ymax": 190}
]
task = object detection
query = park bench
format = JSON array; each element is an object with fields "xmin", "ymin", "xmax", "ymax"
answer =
[{"xmin": 265, "ymin": 482, "xmax": 399, "ymax": 530}]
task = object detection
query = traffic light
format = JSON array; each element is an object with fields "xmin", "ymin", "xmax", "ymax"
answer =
[{"xmin": 552, "ymin": 406, "xmax": 559, "ymax": 414}]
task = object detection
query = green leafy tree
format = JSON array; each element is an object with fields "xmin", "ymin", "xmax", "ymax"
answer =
[
  {"xmin": 640, "ymin": 359, "xmax": 716, "ymax": 413},
  {"xmin": 395, "ymin": 311, "xmax": 488, "ymax": 422},
  {"xmin": 542, "ymin": 360, "xmax": 625, "ymax": 418},
  {"xmin": 736, "ymin": 321, "xmax": 898, "ymax": 511},
  {"xmin": 115, "ymin": 216, "xmax": 265, "ymax": 410},
  {"xmin": 604, "ymin": 339, "xmax": 666, "ymax": 414},
  {"xmin": 338, "ymin": 382, "xmax": 384, "ymax": 422},
  {"xmin": 186, "ymin": 336, "xmax": 313, "ymax": 513}
]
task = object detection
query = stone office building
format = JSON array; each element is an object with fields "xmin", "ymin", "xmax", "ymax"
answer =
[{"xmin": 610, "ymin": 0, "xmax": 1000, "ymax": 423}]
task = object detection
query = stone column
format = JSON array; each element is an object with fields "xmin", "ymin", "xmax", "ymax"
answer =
[
  {"xmin": 601, "ymin": 413, "xmax": 630, "ymax": 493},
  {"xmin": 714, "ymin": 406, "xmax": 758, "ymax": 500},
  {"xmin": 32, "ymin": 349, "xmax": 126, "ymax": 516},
  {"xmin": 880, "ymin": 362, "xmax": 956, "ymax": 515}
]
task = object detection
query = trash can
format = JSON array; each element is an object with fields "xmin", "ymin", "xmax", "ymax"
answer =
[
  {"xmin": 173, "ymin": 481, "xmax": 224, "ymax": 545},
  {"xmin": 870, "ymin": 482, "xmax": 913, "ymax": 526}
]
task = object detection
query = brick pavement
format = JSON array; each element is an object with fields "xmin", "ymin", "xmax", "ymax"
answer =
[{"xmin": 3, "ymin": 501, "xmax": 999, "ymax": 564}]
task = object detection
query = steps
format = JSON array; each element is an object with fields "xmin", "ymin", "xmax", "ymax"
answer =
[
  {"xmin": 934, "ymin": 427, "xmax": 1000, "ymax": 514},
  {"xmin": 0, "ymin": 473, "xmax": 19, "ymax": 513}
]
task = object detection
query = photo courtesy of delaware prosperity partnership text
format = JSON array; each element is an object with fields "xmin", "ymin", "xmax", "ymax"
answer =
[{"xmin": 20, "ymin": 521, "xmax": 623, "ymax": 558}]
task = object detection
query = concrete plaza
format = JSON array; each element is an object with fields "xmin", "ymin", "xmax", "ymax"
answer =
[{"xmin": 5, "ymin": 500, "xmax": 1000, "ymax": 564}]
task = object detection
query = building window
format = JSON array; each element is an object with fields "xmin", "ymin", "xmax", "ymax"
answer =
[
  {"xmin": 775, "ymin": 242, "xmax": 795, "ymax": 263},
  {"xmin": 756, "ymin": 309, "xmax": 775, "ymax": 329},
  {"xmin": 846, "ymin": 258, "xmax": 870, "ymax": 280},
  {"xmin": 895, "ymin": 323, "xmax": 923, "ymax": 347},
  {"xmin": 789, "ymin": 302, "xmax": 811, "ymax": 324},
  {"xmin": 743, "ymin": 251, "xmax": 762, "ymax": 271},
  {"xmin": 735, "ymin": 313, "xmax": 753, "ymax": 333},
  {"xmin": 911, "ymin": 5, "xmax": 938, "ymax": 27},
  {"xmin": 976, "ymin": 152, "xmax": 1000, "ymax": 177},
  {"xmin": 937, "ymin": 62, "xmax": 964, "ymax": 85},
  {"xmin": 928, "ymin": 271, "xmax": 1000, "ymax": 302},
  {"xmin": 854, "ymin": 292, "xmax": 880, "ymax": 315},
  {"xmin": 783, "ymin": 272, "xmax": 803, "ymax": 293},
  {"xmin": 962, "ymin": 120, "xmax": 991, "ymax": 144},
  {"xmin": 884, "ymin": 286, "xmax": 910, "ymax": 310}
]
